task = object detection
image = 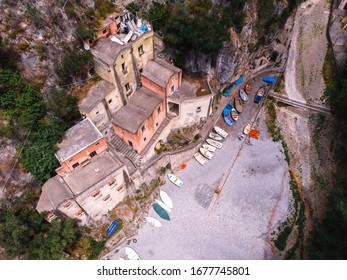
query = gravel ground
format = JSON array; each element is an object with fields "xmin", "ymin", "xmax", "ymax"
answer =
[{"xmin": 108, "ymin": 78, "xmax": 291, "ymax": 260}]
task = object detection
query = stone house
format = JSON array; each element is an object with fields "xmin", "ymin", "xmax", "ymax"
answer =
[
  {"xmin": 79, "ymin": 80, "xmax": 122, "ymax": 136},
  {"xmin": 55, "ymin": 118, "xmax": 108, "ymax": 175},
  {"xmin": 37, "ymin": 150, "xmax": 129, "ymax": 224},
  {"xmin": 112, "ymin": 87, "xmax": 165, "ymax": 153}
]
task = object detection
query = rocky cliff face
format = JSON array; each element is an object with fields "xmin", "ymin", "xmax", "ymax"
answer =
[{"xmin": 0, "ymin": 0, "xmax": 96, "ymax": 89}]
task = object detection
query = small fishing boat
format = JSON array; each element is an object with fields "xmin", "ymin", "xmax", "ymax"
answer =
[
  {"xmin": 214, "ymin": 126, "xmax": 228, "ymax": 138},
  {"xmin": 125, "ymin": 247, "xmax": 141, "ymax": 260},
  {"xmin": 145, "ymin": 216, "xmax": 162, "ymax": 227},
  {"xmin": 202, "ymin": 144, "xmax": 216, "ymax": 152},
  {"xmin": 239, "ymin": 89, "xmax": 248, "ymax": 102},
  {"xmin": 243, "ymin": 123, "xmax": 251, "ymax": 135},
  {"xmin": 155, "ymin": 199, "xmax": 172, "ymax": 213},
  {"xmin": 245, "ymin": 82, "xmax": 252, "ymax": 94},
  {"xmin": 206, "ymin": 138, "xmax": 222, "ymax": 149},
  {"xmin": 199, "ymin": 147, "xmax": 213, "ymax": 160},
  {"xmin": 234, "ymin": 97, "xmax": 243, "ymax": 113},
  {"xmin": 222, "ymin": 102, "xmax": 233, "ymax": 117},
  {"xmin": 168, "ymin": 173, "xmax": 183, "ymax": 187},
  {"xmin": 231, "ymin": 108, "xmax": 238, "ymax": 121},
  {"xmin": 153, "ymin": 203, "xmax": 170, "ymax": 220},
  {"xmin": 224, "ymin": 115, "xmax": 234, "ymax": 126},
  {"xmin": 254, "ymin": 87, "xmax": 265, "ymax": 103},
  {"xmin": 194, "ymin": 152, "xmax": 208, "ymax": 166},
  {"xmin": 263, "ymin": 76, "xmax": 276, "ymax": 83},
  {"xmin": 209, "ymin": 132, "xmax": 223, "ymax": 141},
  {"xmin": 160, "ymin": 190, "xmax": 173, "ymax": 209}
]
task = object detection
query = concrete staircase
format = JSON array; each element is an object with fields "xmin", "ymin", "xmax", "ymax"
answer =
[{"xmin": 109, "ymin": 134, "xmax": 144, "ymax": 167}]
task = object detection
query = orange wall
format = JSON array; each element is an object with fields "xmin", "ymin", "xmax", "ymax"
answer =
[
  {"xmin": 141, "ymin": 76, "xmax": 165, "ymax": 98},
  {"xmin": 166, "ymin": 72, "xmax": 181, "ymax": 97},
  {"xmin": 57, "ymin": 138, "xmax": 108, "ymax": 175},
  {"xmin": 112, "ymin": 101, "xmax": 165, "ymax": 153}
]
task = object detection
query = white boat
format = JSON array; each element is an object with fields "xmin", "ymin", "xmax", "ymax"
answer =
[
  {"xmin": 214, "ymin": 126, "xmax": 228, "ymax": 138},
  {"xmin": 119, "ymin": 257, "xmax": 125, "ymax": 260},
  {"xmin": 202, "ymin": 144, "xmax": 216, "ymax": 152},
  {"xmin": 239, "ymin": 89, "xmax": 248, "ymax": 102},
  {"xmin": 125, "ymin": 247, "xmax": 140, "ymax": 260},
  {"xmin": 231, "ymin": 108, "xmax": 238, "ymax": 121},
  {"xmin": 243, "ymin": 123, "xmax": 251, "ymax": 135},
  {"xmin": 209, "ymin": 132, "xmax": 223, "ymax": 141},
  {"xmin": 206, "ymin": 138, "xmax": 222, "ymax": 149},
  {"xmin": 168, "ymin": 174, "xmax": 183, "ymax": 187},
  {"xmin": 194, "ymin": 152, "xmax": 208, "ymax": 166},
  {"xmin": 145, "ymin": 216, "xmax": 162, "ymax": 227},
  {"xmin": 160, "ymin": 190, "xmax": 173, "ymax": 209},
  {"xmin": 155, "ymin": 199, "xmax": 172, "ymax": 213},
  {"xmin": 199, "ymin": 147, "xmax": 213, "ymax": 160}
]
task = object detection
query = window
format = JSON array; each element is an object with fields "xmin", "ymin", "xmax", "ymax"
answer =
[
  {"xmin": 170, "ymin": 85, "xmax": 175, "ymax": 94},
  {"xmin": 91, "ymin": 190, "xmax": 101, "ymax": 198},
  {"xmin": 156, "ymin": 122, "xmax": 158, "ymax": 127},
  {"xmin": 102, "ymin": 194, "xmax": 111, "ymax": 202},
  {"xmin": 139, "ymin": 68, "xmax": 143, "ymax": 73},
  {"xmin": 108, "ymin": 178, "xmax": 117, "ymax": 186},
  {"xmin": 72, "ymin": 162, "xmax": 80, "ymax": 169},
  {"xmin": 196, "ymin": 106, "xmax": 202, "ymax": 113},
  {"xmin": 108, "ymin": 99, "xmax": 112, "ymax": 104},
  {"xmin": 141, "ymin": 125, "xmax": 146, "ymax": 133},
  {"xmin": 102, "ymin": 29, "xmax": 107, "ymax": 34},
  {"xmin": 95, "ymin": 142, "xmax": 99, "ymax": 146},
  {"xmin": 47, "ymin": 212, "xmax": 57, "ymax": 222},
  {"xmin": 116, "ymin": 184, "xmax": 124, "ymax": 192},
  {"xmin": 75, "ymin": 210, "xmax": 84, "ymax": 217},
  {"xmin": 125, "ymin": 83, "xmax": 130, "ymax": 92},
  {"xmin": 157, "ymin": 106, "xmax": 161, "ymax": 115},
  {"xmin": 121, "ymin": 63, "xmax": 127, "ymax": 74},
  {"xmin": 128, "ymin": 140, "xmax": 133, "ymax": 147},
  {"xmin": 63, "ymin": 201, "xmax": 72, "ymax": 209},
  {"xmin": 90, "ymin": 151, "xmax": 97, "ymax": 157},
  {"xmin": 138, "ymin": 45, "xmax": 144, "ymax": 56},
  {"xmin": 96, "ymin": 111, "xmax": 99, "ymax": 115},
  {"xmin": 144, "ymin": 137, "xmax": 147, "ymax": 141}
]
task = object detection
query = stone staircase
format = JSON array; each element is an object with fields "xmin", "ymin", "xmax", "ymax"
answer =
[{"xmin": 109, "ymin": 134, "xmax": 144, "ymax": 167}]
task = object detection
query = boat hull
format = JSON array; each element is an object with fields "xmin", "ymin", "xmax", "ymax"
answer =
[
  {"xmin": 202, "ymin": 144, "xmax": 216, "ymax": 152},
  {"xmin": 194, "ymin": 152, "xmax": 208, "ymax": 166},
  {"xmin": 159, "ymin": 190, "xmax": 173, "ymax": 209},
  {"xmin": 239, "ymin": 89, "xmax": 248, "ymax": 102},
  {"xmin": 125, "ymin": 247, "xmax": 140, "ymax": 260},
  {"xmin": 200, "ymin": 147, "xmax": 213, "ymax": 160},
  {"xmin": 168, "ymin": 173, "xmax": 183, "ymax": 187},
  {"xmin": 145, "ymin": 216, "xmax": 162, "ymax": 227},
  {"xmin": 224, "ymin": 116, "xmax": 234, "ymax": 126},
  {"xmin": 206, "ymin": 139, "xmax": 222, "ymax": 149},
  {"xmin": 153, "ymin": 203, "xmax": 170, "ymax": 220},
  {"xmin": 214, "ymin": 126, "xmax": 228, "ymax": 138},
  {"xmin": 209, "ymin": 132, "xmax": 223, "ymax": 141}
]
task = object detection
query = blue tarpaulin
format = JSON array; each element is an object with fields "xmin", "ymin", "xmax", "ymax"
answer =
[
  {"xmin": 234, "ymin": 76, "xmax": 244, "ymax": 85},
  {"xmin": 140, "ymin": 25, "xmax": 147, "ymax": 33},
  {"xmin": 222, "ymin": 85, "xmax": 234, "ymax": 96},
  {"xmin": 106, "ymin": 220, "xmax": 120, "ymax": 238}
]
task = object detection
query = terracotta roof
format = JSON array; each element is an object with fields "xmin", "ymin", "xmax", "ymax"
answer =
[
  {"xmin": 142, "ymin": 59, "xmax": 181, "ymax": 88},
  {"xmin": 55, "ymin": 118, "xmax": 103, "ymax": 163},
  {"xmin": 36, "ymin": 176, "xmax": 74, "ymax": 213},
  {"xmin": 79, "ymin": 80, "xmax": 115, "ymax": 113},
  {"xmin": 91, "ymin": 38, "xmax": 128, "ymax": 65},
  {"xmin": 112, "ymin": 87, "xmax": 163, "ymax": 134}
]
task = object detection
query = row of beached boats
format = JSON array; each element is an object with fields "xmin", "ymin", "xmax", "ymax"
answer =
[{"xmin": 194, "ymin": 126, "xmax": 228, "ymax": 166}]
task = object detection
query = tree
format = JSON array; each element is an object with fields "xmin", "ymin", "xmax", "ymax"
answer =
[{"xmin": 48, "ymin": 90, "xmax": 80, "ymax": 125}]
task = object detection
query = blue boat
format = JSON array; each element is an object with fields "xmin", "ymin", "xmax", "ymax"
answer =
[
  {"xmin": 234, "ymin": 76, "xmax": 244, "ymax": 85},
  {"xmin": 263, "ymin": 76, "xmax": 276, "ymax": 83},
  {"xmin": 106, "ymin": 220, "xmax": 120, "ymax": 238},
  {"xmin": 222, "ymin": 84, "xmax": 234, "ymax": 97},
  {"xmin": 222, "ymin": 102, "xmax": 233, "ymax": 117},
  {"xmin": 224, "ymin": 116, "xmax": 234, "ymax": 126}
]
